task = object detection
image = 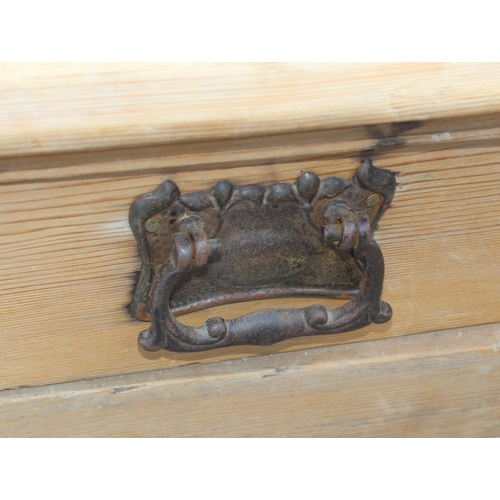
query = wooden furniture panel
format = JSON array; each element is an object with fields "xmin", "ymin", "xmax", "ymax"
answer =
[
  {"xmin": 2, "ymin": 63, "xmax": 500, "ymax": 158},
  {"xmin": 1, "ymin": 128, "xmax": 500, "ymax": 390},
  {"xmin": 1, "ymin": 63, "xmax": 500, "ymax": 437},
  {"xmin": 1, "ymin": 323, "xmax": 498, "ymax": 437}
]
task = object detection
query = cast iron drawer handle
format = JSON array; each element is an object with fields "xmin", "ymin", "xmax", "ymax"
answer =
[{"xmin": 129, "ymin": 160, "xmax": 395, "ymax": 352}]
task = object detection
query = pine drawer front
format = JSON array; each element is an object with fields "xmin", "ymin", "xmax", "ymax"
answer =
[{"xmin": 2, "ymin": 63, "xmax": 500, "ymax": 392}]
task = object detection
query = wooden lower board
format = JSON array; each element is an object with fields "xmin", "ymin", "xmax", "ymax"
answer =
[
  {"xmin": 1, "ymin": 126, "xmax": 500, "ymax": 390},
  {"xmin": 1, "ymin": 324, "xmax": 499, "ymax": 437}
]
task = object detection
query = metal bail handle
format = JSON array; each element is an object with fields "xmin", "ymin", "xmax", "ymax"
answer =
[{"xmin": 129, "ymin": 160, "xmax": 396, "ymax": 353}]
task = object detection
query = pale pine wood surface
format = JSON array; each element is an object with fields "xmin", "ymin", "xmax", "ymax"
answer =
[
  {"xmin": 1, "ymin": 120, "xmax": 500, "ymax": 390},
  {"xmin": 1, "ymin": 323, "xmax": 499, "ymax": 437},
  {"xmin": 2, "ymin": 63, "xmax": 500, "ymax": 439},
  {"xmin": 2, "ymin": 63, "xmax": 500, "ymax": 157}
]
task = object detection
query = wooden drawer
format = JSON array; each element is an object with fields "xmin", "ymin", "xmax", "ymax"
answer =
[{"xmin": 1, "ymin": 63, "xmax": 499, "ymax": 436}]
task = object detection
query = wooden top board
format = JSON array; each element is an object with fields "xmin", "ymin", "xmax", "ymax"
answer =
[{"xmin": 2, "ymin": 63, "xmax": 500, "ymax": 157}]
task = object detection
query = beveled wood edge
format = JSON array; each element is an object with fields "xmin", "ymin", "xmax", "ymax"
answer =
[
  {"xmin": 1, "ymin": 323, "xmax": 499, "ymax": 437},
  {"xmin": 2, "ymin": 63, "xmax": 500, "ymax": 158}
]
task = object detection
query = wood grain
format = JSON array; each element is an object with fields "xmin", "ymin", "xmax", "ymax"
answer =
[
  {"xmin": 1, "ymin": 323, "xmax": 499, "ymax": 437},
  {"xmin": 1, "ymin": 126, "xmax": 500, "ymax": 390},
  {"xmin": 2, "ymin": 63, "xmax": 500, "ymax": 157}
]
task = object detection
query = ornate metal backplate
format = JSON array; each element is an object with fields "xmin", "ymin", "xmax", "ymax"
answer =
[{"xmin": 129, "ymin": 160, "xmax": 396, "ymax": 352}]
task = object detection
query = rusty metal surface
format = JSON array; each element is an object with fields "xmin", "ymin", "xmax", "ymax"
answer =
[{"xmin": 129, "ymin": 160, "xmax": 396, "ymax": 352}]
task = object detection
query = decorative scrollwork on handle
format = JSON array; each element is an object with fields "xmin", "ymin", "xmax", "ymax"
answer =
[{"xmin": 129, "ymin": 160, "xmax": 396, "ymax": 352}]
